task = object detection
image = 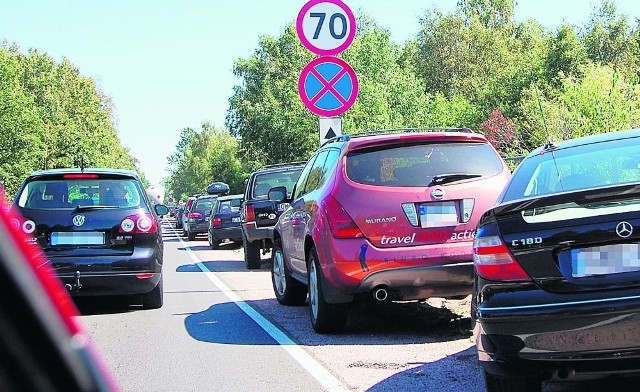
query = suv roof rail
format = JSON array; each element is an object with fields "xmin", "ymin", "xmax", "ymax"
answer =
[
  {"xmin": 261, "ymin": 161, "xmax": 307, "ymax": 169},
  {"xmin": 320, "ymin": 128, "xmax": 475, "ymax": 146},
  {"xmin": 357, "ymin": 127, "xmax": 474, "ymax": 136}
]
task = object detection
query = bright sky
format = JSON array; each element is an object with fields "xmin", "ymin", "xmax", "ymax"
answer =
[{"xmin": 1, "ymin": 0, "xmax": 638, "ymax": 186}]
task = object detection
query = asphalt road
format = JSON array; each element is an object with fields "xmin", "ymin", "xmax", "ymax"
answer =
[{"xmin": 76, "ymin": 218, "xmax": 639, "ymax": 392}]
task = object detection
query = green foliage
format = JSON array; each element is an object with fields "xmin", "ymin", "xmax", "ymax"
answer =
[
  {"xmin": 164, "ymin": 123, "xmax": 246, "ymax": 200},
  {"xmin": 0, "ymin": 44, "xmax": 143, "ymax": 198},
  {"xmin": 517, "ymin": 63, "xmax": 640, "ymax": 146}
]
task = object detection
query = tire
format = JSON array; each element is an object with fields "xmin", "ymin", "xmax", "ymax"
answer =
[
  {"xmin": 142, "ymin": 275, "xmax": 163, "ymax": 309},
  {"xmin": 271, "ymin": 239, "xmax": 307, "ymax": 305},
  {"xmin": 187, "ymin": 230, "xmax": 196, "ymax": 241},
  {"xmin": 484, "ymin": 370, "xmax": 541, "ymax": 392},
  {"xmin": 244, "ymin": 235, "xmax": 261, "ymax": 270},
  {"xmin": 210, "ymin": 238, "xmax": 220, "ymax": 249},
  {"xmin": 307, "ymin": 246, "xmax": 347, "ymax": 334}
]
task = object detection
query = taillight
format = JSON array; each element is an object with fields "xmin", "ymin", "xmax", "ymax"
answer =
[
  {"xmin": 11, "ymin": 217, "xmax": 37, "ymax": 236},
  {"xmin": 211, "ymin": 217, "xmax": 222, "ymax": 227},
  {"xmin": 119, "ymin": 213, "xmax": 157, "ymax": 234},
  {"xmin": 187, "ymin": 212, "xmax": 203, "ymax": 220},
  {"xmin": 63, "ymin": 173, "xmax": 99, "ymax": 179},
  {"xmin": 323, "ymin": 195, "xmax": 363, "ymax": 239},
  {"xmin": 245, "ymin": 205, "xmax": 255, "ymax": 222},
  {"xmin": 473, "ymin": 226, "xmax": 530, "ymax": 282}
]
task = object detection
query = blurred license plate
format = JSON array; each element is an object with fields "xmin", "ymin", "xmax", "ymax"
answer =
[
  {"xmin": 419, "ymin": 201, "xmax": 458, "ymax": 228},
  {"xmin": 277, "ymin": 203, "xmax": 290, "ymax": 212},
  {"xmin": 51, "ymin": 232, "xmax": 105, "ymax": 246},
  {"xmin": 232, "ymin": 217, "xmax": 240, "ymax": 223},
  {"xmin": 572, "ymin": 243, "xmax": 640, "ymax": 277}
]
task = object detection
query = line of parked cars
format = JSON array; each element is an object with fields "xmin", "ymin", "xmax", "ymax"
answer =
[{"xmin": 259, "ymin": 127, "xmax": 640, "ymax": 391}]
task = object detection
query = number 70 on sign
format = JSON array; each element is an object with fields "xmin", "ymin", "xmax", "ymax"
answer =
[{"xmin": 296, "ymin": 0, "xmax": 357, "ymax": 56}]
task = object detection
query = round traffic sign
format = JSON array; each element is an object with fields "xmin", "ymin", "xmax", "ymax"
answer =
[
  {"xmin": 296, "ymin": 0, "xmax": 356, "ymax": 56},
  {"xmin": 298, "ymin": 56, "xmax": 359, "ymax": 117}
]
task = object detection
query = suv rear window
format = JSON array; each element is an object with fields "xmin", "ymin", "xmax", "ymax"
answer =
[
  {"xmin": 17, "ymin": 179, "xmax": 142, "ymax": 209},
  {"xmin": 346, "ymin": 142, "xmax": 503, "ymax": 186},
  {"xmin": 252, "ymin": 169, "xmax": 302, "ymax": 199}
]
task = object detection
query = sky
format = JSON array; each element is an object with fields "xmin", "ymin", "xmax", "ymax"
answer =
[{"xmin": 1, "ymin": 0, "xmax": 638, "ymax": 187}]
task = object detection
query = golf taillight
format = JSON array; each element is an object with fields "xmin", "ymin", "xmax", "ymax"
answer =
[
  {"xmin": 10, "ymin": 217, "xmax": 37, "ymax": 236},
  {"xmin": 212, "ymin": 217, "xmax": 222, "ymax": 227},
  {"xmin": 119, "ymin": 213, "xmax": 157, "ymax": 234}
]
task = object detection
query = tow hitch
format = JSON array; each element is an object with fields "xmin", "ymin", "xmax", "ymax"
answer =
[{"xmin": 64, "ymin": 270, "xmax": 83, "ymax": 292}]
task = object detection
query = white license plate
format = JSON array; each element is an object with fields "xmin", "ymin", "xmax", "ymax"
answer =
[
  {"xmin": 277, "ymin": 203, "xmax": 290, "ymax": 212},
  {"xmin": 232, "ymin": 217, "xmax": 240, "ymax": 223},
  {"xmin": 572, "ymin": 243, "xmax": 640, "ymax": 277},
  {"xmin": 51, "ymin": 232, "xmax": 105, "ymax": 246},
  {"xmin": 419, "ymin": 201, "xmax": 458, "ymax": 228}
]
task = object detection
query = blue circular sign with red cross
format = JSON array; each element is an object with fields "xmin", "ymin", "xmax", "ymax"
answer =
[{"xmin": 298, "ymin": 56, "xmax": 359, "ymax": 117}]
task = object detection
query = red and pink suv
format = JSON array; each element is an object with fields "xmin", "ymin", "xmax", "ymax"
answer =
[{"xmin": 270, "ymin": 128, "xmax": 511, "ymax": 333}]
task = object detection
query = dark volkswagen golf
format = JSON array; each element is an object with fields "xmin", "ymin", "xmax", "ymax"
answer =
[
  {"xmin": 12, "ymin": 168, "xmax": 169, "ymax": 309},
  {"xmin": 472, "ymin": 129, "xmax": 640, "ymax": 391}
]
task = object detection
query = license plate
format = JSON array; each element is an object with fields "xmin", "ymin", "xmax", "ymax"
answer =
[
  {"xmin": 419, "ymin": 201, "xmax": 458, "ymax": 228},
  {"xmin": 277, "ymin": 203, "xmax": 290, "ymax": 212},
  {"xmin": 571, "ymin": 243, "xmax": 640, "ymax": 277},
  {"xmin": 51, "ymin": 232, "xmax": 105, "ymax": 246},
  {"xmin": 232, "ymin": 217, "xmax": 240, "ymax": 223}
]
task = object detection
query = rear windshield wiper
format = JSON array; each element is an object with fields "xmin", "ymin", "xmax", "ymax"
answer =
[
  {"xmin": 429, "ymin": 173, "xmax": 482, "ymax": 186},
  {"xmin": 74, "ymin": 205, "xmax": 118, "ymax": 211}
]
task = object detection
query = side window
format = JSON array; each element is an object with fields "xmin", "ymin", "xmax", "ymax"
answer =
[
  {"xmin": 320, "ymin": 149, "xmax": 340, "ymax": 186},
  {"xmin": 302, "ymin": 150, "xmax": 329, "ymax": 195},
  {"xmin": 293, "ymin": 154, "xmax": 319, "ymax": 200}
]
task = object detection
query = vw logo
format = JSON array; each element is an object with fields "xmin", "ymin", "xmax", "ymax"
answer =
[
  {"xmin": 616, "ymin": 221, "xmax": 633, "ymax": 238},
  {"xmin": 72, "ymin": 215, "xmax": 85, "ymax": 227},
  {"xmin": 431, "ymin": 188, "xmax": 445, "ymax": 200}
]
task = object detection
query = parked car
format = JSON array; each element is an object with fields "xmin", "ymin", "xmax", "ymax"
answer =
[
  {"xmin": 473, "ymin": 129, "xmax": 640, "ymax": 391},
  {"xmin": 240, "ymin": 162, "xmax": 304, "ymax": 269},
  {"xmin": 176, "ymin": 196, "xmax": 197, "ymax": 230},
  {"xmin": 0, "ymin": 192, "xmax": 119, "ymax": 391},
  {"xmin": 12, "ymin": 168, "xmax": 169, "ymax": 309},
  {"xmin": 183, "ymin": 195, "xmax": 217, "ymax": 240},
  {"xmin": 271, "ymin": 128, "xmax": 511, "ymax": 333},
  {"xmin": 207, "ymin": 193, "xmax": 243, "ymax": 249}
]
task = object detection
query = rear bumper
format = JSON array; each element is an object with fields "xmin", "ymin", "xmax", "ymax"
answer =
[
  {"xmin": 242, "ymin": 222, "xmax": 274, "ymax": 243},
  {"xmin": 475, "ymin": 285, "xmax": 640, "ymax": 379},
  {"xmin": 49, "ymin": 247, "xmax": 162, "ymax": 296},
  {"xmin": 58, "ymin": 272, "xmax": 161, "ymax": 296},
  {"xmin": 186, "ymin": 221, "xmax": 209, "ymax": 234},
  {"xmin": 316, "ymin": 236, "xmax": 474, "ymax": 303},
  {"xmin": 210, "ymin": 226, "xmax": 243, "ymax": 242}
]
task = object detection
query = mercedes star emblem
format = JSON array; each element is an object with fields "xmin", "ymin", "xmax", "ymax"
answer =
[{"xmin": 616, "ymin": 221, "xmax": 633, "ymax": 238}]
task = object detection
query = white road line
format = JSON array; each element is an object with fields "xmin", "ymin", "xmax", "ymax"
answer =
[{"xmin": 168, "ymin": 224, "xmax": 349, "ymax": 392}]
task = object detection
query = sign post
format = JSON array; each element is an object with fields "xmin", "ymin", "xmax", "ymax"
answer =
[{"xmin": 297, "ymin": 0, "xmax": 357, "ymax": 145}]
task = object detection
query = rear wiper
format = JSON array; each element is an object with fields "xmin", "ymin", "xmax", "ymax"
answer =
[
  {"xmin": 429, "ymin": 173, "xmax": 482, "ymax": 186},
  {"xmin": 74, "ymin": 205, "xmax": 118, "ymax": 211}
]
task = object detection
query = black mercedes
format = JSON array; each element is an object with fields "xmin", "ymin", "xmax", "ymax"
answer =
[
  {"xmin": 473, "ymin": 129, "xmax": 640, "ymax": 391},
  {"xmin": 12, "ymin": 168, "xmax": 169, "ymax": 309}
]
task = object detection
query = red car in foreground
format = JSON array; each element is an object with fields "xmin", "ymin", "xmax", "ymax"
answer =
[{"xmin": 0, "ymin": 192, "xmax": 118, "ymax": 391}]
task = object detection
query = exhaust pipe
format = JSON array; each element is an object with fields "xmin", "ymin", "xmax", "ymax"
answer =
[{"xmin": 373, "ymin": 287, "xmax": 389, "ymax": 302}]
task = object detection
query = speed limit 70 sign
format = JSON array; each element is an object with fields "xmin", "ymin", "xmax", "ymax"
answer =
[{"xmin": 296, "ymin": 0, "xmax": 356, "ymax": 56}]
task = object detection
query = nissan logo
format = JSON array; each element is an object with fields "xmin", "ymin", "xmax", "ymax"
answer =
[
  {"xmin": 72, "ymin": 215, "xmax": 85, "ymax": 227},
  {"xmin": 616, "ymin": 221, "xmax": 633, "ymax": 238},
  {"xmin": 431, "ymin": 188, "xmax": 445, "ymax": 200}
]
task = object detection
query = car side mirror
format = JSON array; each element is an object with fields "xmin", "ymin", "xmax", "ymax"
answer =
[
  {"xmin": 155, "ymin": 204, "xmax": 169, "ymax": 216},
  {"xmin": 268, "ymin": 186, "xmax": 287, "ymax": 202}
]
